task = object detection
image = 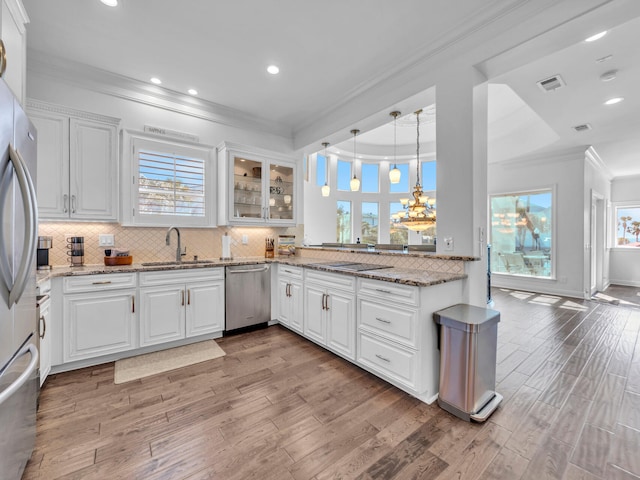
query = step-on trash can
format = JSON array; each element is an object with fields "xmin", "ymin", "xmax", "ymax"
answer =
[{"xmin": 433, "ymin": 304, "xmax": 503, "ymax": 422}]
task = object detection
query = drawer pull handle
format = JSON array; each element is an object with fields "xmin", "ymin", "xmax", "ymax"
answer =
[
  {"xmin": 284, "ymin": 269, "xmax": 294, "ymax": 274},
  {"xmin": 375, "ymin": 288, "xmax": 392, "ymax": 294},
  {"xmin": 375, "ymin": 317, "xmax": 391, "ymax": 324},
  {"xmin": 39, "ymin": 315, "xmax": 46, "ymax": 339},
  {"xmin": 375, "ymin": 354, "xmax": 391, "ymax": 363},
  {"xmin": 92, "ymin": 280, "xmax": 112, "ymax": 285}
]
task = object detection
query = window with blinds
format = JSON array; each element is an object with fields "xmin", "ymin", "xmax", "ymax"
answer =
[
  {"xmin": 124, "ymin": 133, "xmax": 214, "ymax": 227},
  {"xmin": 138, "ymin": 150, "xmax": 205, "ymax": 217}
]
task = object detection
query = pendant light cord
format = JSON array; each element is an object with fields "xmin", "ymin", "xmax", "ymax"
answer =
[{"xmin": 415, "ymin": 109, "xmax": 421, "ymax": 187}]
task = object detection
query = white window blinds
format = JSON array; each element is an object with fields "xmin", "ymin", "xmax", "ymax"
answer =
[{"xmin": 138, "ymin": 149, "xmax": 205, "ymax": 217}]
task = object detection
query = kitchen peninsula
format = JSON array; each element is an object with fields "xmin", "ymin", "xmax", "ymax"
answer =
[{"xmin": 41, "ymin": 248, "xmax": 475, "ymax": 404}]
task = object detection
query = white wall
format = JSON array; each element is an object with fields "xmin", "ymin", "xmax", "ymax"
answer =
[
  {"xmin": 610, "ymin": 174, "xmax": 640, "ymax": 286},
  {"xmin": 489, "ymin": 148, "xmax": 588, "ymax": 298},
  {"xmin": 26, "ymin": 70, "xmax": 295, "ymax": 156}
]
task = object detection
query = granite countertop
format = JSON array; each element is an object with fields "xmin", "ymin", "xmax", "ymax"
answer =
[
  {"xmin": 38, "ymin": 255, "xmax": 467, "ymax": 288},
  {"xmin": 297, "ymin": 246, "xmax": 479, "ymax": 262}
]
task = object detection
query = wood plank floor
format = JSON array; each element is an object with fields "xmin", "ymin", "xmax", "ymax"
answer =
[{"xmin": 23, "ymin": 287, "xmax": 640, "ymax": 480}]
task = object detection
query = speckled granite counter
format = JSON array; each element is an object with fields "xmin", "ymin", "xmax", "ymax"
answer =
[{"xmin": 38, "ymin": 254, "xmax": 466, "ymax": 288}]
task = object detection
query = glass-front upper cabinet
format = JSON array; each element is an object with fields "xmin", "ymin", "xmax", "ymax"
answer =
[{"xmin": 217, "ymin": 142, "xmax": 298, "ymax": 226}]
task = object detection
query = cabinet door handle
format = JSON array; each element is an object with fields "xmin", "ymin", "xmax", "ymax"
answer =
[
  {"xmin": 321, "ymin": 293, "xmax": 326, "ymax": 310},
  {"xmin": 325, "ymin": 294, "xmax": 330, "ymax": 311},
  {"xmin": 375, "ymin": 354, "xmax": 391, "ymax": 363},
  {"xmin": 131, "ymin": 295, "xmax": 135, "ymax": 313},
  {"xmin": 375, "ymin": 317, "xmax": 391, "ymax": 324},
  {"xmin": 71, "ymin": 194, "xmax": 77, "ymax": 213},
  {"xmin": 187, "ymin": 289, "xmax": 191, "ymax": 305},
  {"xmin": 39, "ymin": 315, "xmax": 46, "ymax": 339},
  {"xmin": 63, "ymin": 193, "xmax": 69, "ymax": 213},
  {"xmin": 181, "ymin": 290, "xmax": 185, "ymax": 306},
  {"xmin": 375, "ymin": 288, "xmax": 392, "ymax": 294},
  {"xmin": 92, "ymin": 280, "xmax": 112, "ymax": 285}
]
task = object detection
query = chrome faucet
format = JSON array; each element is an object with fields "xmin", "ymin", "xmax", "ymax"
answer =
[{"xmin": 165, "ymin": 226, "xmax": 184, "ymax": 262}]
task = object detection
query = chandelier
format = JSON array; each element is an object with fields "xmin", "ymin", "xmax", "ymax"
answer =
[{"xmin": 394, "ymin": 109, "xmax": 436, "ymax": 232}]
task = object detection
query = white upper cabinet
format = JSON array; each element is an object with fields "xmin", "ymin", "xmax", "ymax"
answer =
[
  {"xmin": 0, "ymin": 0, "xmax": 29, "ymax": 103},
  {"xmin": 27, "ymin": 100, "xmax": 120, "ymax": 221},
  {"xmin": 217, "ymin": 142, "xmax": 299, "ymax": 226}
]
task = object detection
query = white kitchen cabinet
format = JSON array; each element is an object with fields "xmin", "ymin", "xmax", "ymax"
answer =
[
  {"xmin": 217, "ymin": 142, "xmax": 298, "ymax": 226},
  {"xmin": 27, "ymin": 100, "xmax": 120, "ymax": 221},
  {"xmin": 277, "ymin": 265, "xmax": 303, "ymax": 333},
  {"xmin": 62, "ymin": 273, "xmax": 137, "ymax": 363},
  {"xmin": 37, "ymin": 295, "xmax": 51, "ymax": 386},
  {"xmin": 139, "ymin": 268, "xmax": 225, "ymax": 348},
  {"xmin": 356, "ymin": 277, "xmax": 463, "ymax": 403},
  {"xmin": 0, "ymin": 0, "xmax": 29, "ymax": 102},
  {"xmin": 303, "ymin": 270, "xmax": 356, "ymax": 360}
]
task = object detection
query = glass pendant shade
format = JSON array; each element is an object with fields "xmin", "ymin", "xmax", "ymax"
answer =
[
  {"xmin": 321, "ymin": 184, "xmax": 330, "ymax": 197},
  {"xmin": 389, "ymin": 165, "xmax": 401, "ymax": 184},
  {"xmin": 350, "ymin": 176, "xmax": 360, "ymax": 192}
]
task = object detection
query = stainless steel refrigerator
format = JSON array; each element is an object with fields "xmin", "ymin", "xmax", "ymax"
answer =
[{"xmin": 0, "ymin": 78, "xmax": 39, "ymax": 479}]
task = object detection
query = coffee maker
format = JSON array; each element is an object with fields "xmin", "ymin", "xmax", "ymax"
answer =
[{"xmin": 37, "ymin": 236, "xmax": 53, "ymax": 270}]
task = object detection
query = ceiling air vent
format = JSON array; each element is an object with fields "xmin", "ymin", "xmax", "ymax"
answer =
[
  {"xmin": 537, "ymin": 74, "xmax": 566, "ymax": 92},
  {"xmin": 573, "ymin": 123, "xmax": 592, "ymax": 132}
]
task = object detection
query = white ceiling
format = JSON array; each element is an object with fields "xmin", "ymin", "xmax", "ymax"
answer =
[{"xmin": 21, "ymin": 0, "xmax": 640, "ymax": 178}]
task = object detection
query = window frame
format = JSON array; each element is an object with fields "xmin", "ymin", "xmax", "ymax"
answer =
[
  {"xmin": 122, "ymin": 130, "xmax": 215, "ymax": 227},
  {"xmin": 489, "ymin": 187, "xmax": 555, "ymax": 279},
  {"xmin": 612, "ymin": 203, "xmax": 640, "ymax": 249}
]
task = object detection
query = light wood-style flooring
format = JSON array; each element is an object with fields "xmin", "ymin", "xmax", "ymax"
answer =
[{"xmin": 23, "ymin": 287, "xmax": 640, "ymax": 479}]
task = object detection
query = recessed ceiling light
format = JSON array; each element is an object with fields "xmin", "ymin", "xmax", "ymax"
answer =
[
  {"xmin": 150, "ymin": 77, "xmax": 162, "ymax": 85},
  {"xmin": 604, "ymin": 97, "xmax": 624, "ymax": 105},
  {"xmin": 187, "ymin": 88, "xmax": 198, "ymax": 95},
  {"xmin": 585, "ymin": 31, "xmax": 607, "ymax": 42},
  {"xmin": 100, "ymin": 0, "xmax": 118, "ymax": 6},
  {"xmin": 267, "ymin": 65, "xmax": 280, "ymax": 75}
]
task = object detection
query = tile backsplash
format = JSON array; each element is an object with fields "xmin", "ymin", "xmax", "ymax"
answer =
[{"xmin": 38, "ymin": 222, "xmax": 303, "ymax": 266}]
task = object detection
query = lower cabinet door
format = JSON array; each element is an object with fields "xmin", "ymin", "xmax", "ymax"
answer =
[
  {"xmin": 326, "ymin": 291, "xmax": 356, "ymax": 360},
  {"xmin": 140, "ymin": 285, "xmax": 185, "ymax": 347},
  {"xmin": 186, "ymin": 280, "xmax": 225, "ymax": 337},
  {"xmin": 64, "ymin": 290, "xmax": 136, "ymax": 362},
  {"xmin": 303, "ymin": 284, "xmax": 326, "ymax": 344},
  {"xmin": 288, "ymin": 281, "xmax": 304, "ymax": 333},
  {"xmin": 277, "ymin": 278, "xmax": 291, "ymax": 327}
]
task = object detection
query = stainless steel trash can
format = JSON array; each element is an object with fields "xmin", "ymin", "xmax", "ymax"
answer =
[{"xmin": 433, "ymin": 304, "xmax": 503, "ymax": 422}]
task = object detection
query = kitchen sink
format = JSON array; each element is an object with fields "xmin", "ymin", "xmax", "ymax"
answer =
[{"xmin": 141, "ymin": 260, "xmax": 218, "ymax": 267}]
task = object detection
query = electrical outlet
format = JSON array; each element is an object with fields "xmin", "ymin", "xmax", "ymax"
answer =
[
  {"xmin": 444, "ymin": 236, "xmax": 454, "ymax": 251},
  {"xmin": 99, "ymin": 234, "xmax": 115, "ymax": 247},
  {"xmin": 242, "ymin": 235, "xmax": 249, "ymax": 245}
]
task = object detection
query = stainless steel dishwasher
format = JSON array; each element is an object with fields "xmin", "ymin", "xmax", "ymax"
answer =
[{"xmin": 225, "ymin": 264, "xmax": 271, "ymax": 332}]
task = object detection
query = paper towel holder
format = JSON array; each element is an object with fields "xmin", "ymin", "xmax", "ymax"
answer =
[{"xmin": 220, "ymin": 232, "xmax": 234, "ymax": 261}]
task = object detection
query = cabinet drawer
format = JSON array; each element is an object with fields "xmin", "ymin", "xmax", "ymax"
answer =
[
  {"xmin": 359, "ymin": 299, "xmax": 417, "ymax": 347},
  {"xmin": 358, "ymin": 332, "xmax": 417, "ymax": 390},
  {"xmin": 278, "ymin": 265, "xmax": 303, "ymax": 279},
  {"xmin": 358, "ymin": 278, "xmax": 419, "ymax": 306},
  {"xmin": 305, "ymin": 269, "xmax": 356, "ymax": 291},
  {"xmin": 63, "ymin": 273, "xmax": 136, "ymax": 293},
  {"xmin": 140, "ymin": 267, "xmax": 225, "ymax": 286}
]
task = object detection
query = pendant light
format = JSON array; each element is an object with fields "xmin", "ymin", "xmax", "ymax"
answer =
[
  {"xmin": 388, "ymin": 111, "xmax": 401, "ymax": 184},
  {"xmin": 397, "ymin": 109, "xmax": 436, "ymax": 232},
  {"xmin": 349, "ymin": 129, "xmax": 361, "ymax": 192},
  {"xmin": 321, "ymin": 142, "xmax": 331, "ymax": 197}
]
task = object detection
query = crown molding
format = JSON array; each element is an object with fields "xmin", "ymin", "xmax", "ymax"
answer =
[
  {"xmin": 585, "ymin": 146, "xmax": 613, "ymax": 182},
  {"xmin": 492, "ymin": 145, "xmax": 589, "ymax": 169},
  {"xmin": 27, "ymin": 49, "xmax": 292, "ymax": 140},
  {"xmin": 26, "ymin": 98, "xmax": 121, "ymax": 125},
  {"xmin": 4, "ymin": 0, "xmax": 30, "ymax": 34}
]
